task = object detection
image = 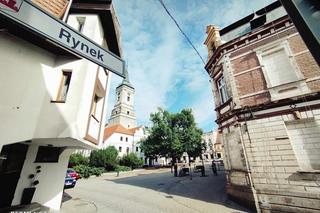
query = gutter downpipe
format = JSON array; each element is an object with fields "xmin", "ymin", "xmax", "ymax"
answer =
[{"xmin": 239, "ymin": 117, "xmax": 261, "ymax": 213}]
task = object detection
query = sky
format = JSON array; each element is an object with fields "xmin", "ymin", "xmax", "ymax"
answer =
[{"xmin": 107, "ymin": 0, "xmax": 275, "ymax": 132}]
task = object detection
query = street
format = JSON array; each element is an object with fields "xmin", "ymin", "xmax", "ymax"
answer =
[{"xmin": 60, "ymin": 166, "xmax": 251, "ymax": 213}]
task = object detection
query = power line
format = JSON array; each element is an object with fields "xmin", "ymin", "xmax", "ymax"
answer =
[{"xmin": 158, "ymin": 0, "xmax": 206, "ymax": 65}]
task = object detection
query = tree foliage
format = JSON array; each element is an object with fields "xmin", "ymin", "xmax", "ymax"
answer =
[
  {"xmin": 140, "ymin": 108, "xmax": 203, "ymax": 162},
  {"xmin": 89, "ymin": 146, "xmax": 119, "ymax": 171},
  {"xmin": 69, "ymin": 153, "xmax": 89, "ymax": 167},
  {"xmin": 120, "ymin": 153, "xmax": 143, "ymax": 169}
]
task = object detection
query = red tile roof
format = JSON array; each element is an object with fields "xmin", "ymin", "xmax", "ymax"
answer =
[{"xmin": 103, "ymin": 124, "xmax": 133, "ymax": 141}]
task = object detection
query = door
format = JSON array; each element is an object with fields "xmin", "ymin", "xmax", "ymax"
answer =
[{"xmin": 0, "ymin": 143, "xmax": 29, "ymax": 208}]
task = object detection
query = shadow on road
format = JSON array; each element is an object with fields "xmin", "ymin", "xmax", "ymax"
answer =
[
  {"xmin": 106, "ymin": 168, "xmax": 251, "ymax": 213},
  {"xmin": 62, "ymin": 191, "xmax": 73, "ymax": 203}
]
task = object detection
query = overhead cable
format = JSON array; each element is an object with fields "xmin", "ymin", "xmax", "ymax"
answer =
[{"xmin": 158, "ymin": 0, "xmax": 206, "ymax": 65}]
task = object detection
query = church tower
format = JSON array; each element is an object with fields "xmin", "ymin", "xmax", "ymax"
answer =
[{"xmin": 108, "ymin": 68, "xmax": 137, "ymax": 128}]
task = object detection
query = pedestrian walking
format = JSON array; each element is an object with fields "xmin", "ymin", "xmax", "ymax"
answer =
[{"xmin": 211, "ymin": 161, "xmax": 217, "ymax": 176}]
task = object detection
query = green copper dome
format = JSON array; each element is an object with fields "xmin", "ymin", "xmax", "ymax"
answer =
[{"xmin": 117, "ymin": 66, "xmax": 134, "ymax": 89}]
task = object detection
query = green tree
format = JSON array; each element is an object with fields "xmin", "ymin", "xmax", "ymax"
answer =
[
  {"xmin": 140, "ymin": 108, "xmax": 203, "ymax": 175},
  {"xmin": 89, "ymin": 146, "xmax": 119, "ymax": 171},
  {"xmin": 120, "ymin": 153, "xmax": 143, "ymax": 169},
  {"xmin": 69, "ymin": 153, "xmax": 89, "ymax": 167},
  {"xmin": 174, "ymin": 109, "xmax": 203, "ymax": 159}
]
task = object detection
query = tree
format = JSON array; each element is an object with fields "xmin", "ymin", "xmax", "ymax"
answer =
[
  {"xmin": 120, "ymin": 153, "xmax": 143, "ymax": 169},
  {"xmin": 140, "ymin": 108, "xmax": 203, "ymax": 175},
  {"xmin": 174, "ymin": 109, "xmax": 203, "ymax": 159},
  {"xmin": 89, "ymin": 146, "xmax": 119, "ymax": 171},
  {"xmin": 69, "ymin": 153, "xmax": 89, "ymax": 167}
]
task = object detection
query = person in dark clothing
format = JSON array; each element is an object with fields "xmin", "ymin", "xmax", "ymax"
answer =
[{"xmin": 211, "ymin": 161, "xmax": 218, "ymax": 176}]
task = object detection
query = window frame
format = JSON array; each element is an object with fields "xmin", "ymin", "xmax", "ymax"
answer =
[
  {"xmin": 216, "ymin": 75, "xmax": 229, "ymax": 104},
  {"xmin": 77, "ymin": 17, "xmax": 86, "ymax": 33},
  {"xmin": 54, "ymin": 70, "xmax": 72, "ymax": 103},
  {"xmin": 255, "ymin": 40, "xmax": 309, "ymax": 100}
]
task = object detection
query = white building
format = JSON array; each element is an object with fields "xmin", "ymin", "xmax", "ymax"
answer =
[
  {"xmin": 201, "ymin": 131, "xmax": 216, "ymax": 160},
  {"xmin": 0, "ymin": 0, "xmax": 122, "ymax": 210}
]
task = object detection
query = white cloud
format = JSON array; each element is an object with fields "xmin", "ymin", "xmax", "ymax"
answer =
[{"xmin": 109, "ymin": 0, "xmax": 275, "ymax": 131}]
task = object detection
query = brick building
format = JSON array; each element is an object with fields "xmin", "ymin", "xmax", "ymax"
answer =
[{"xmin": 204, "ymin": 1, "xmax": 320, "ymax": 212}]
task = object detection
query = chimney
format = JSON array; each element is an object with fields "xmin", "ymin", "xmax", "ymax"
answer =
[{"xmin": 204, "ymin": 25, "xmax": 222, "ymax": 60}]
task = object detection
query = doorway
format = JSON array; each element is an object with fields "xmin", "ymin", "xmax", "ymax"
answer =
[{"xmin": 0, "ymin": 143, "xmax": 29, "ymax": 208}]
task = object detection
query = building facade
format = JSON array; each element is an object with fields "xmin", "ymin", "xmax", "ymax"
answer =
[
  {"xmin": 204, "ymin": 1, "xmax": 320, "ymax": 212},
  {"xmin": 0, "ymin": 0, "xmax": 122, "ymax": 210},
  {"xmin": 202, "ymin": 131, "xmax": 215, "ymax": 160}
]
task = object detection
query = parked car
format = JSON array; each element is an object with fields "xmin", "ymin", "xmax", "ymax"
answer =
[
  {"xmin": 64, "ymin": 174, "xmax": 76, "ymax": 189},
  {"xmin": 67, "ymin": 168, "xmax": 81, "ymax": 180}
]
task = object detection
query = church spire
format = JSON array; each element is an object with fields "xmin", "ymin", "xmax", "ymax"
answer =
[{"xmin": 118, "ymin": 63, "xmax": 134, "ymax": 89}]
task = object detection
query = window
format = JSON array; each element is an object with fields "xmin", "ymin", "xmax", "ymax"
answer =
[
  {"xmin": 91, "ymin": 95, "xmax": 102, "ymax": 119},
  {"xmin": 119, "ymin": 146, "xmax": 122, "ymax": 152},
  {"xmin": 127, "ymin": 111, "xmax": 130, "ymax": 115},
  {"xmin": 120, "ymin": 136, "xmax": 123, "ymax": 141},
  {"xmin": 117, "ymin": 93, "xmax": 120, "ymax": 101},
  {"xmin": 127, "ymin": 96, "xmax": 130, "ymax": 102},
  {"xmin": 136, "ymin": 147, "xmax": 139, "ymax": 152},
  {"xmin": 216, "ymin": 76, "xmax": 229, "ymax": 104},
  {"xmin": 35, "ymin": 146, "xmax": 62, "ymax": 163},
  {"xmin": 77, "ymin": 17, "xmax": 86, "ymax": 32},
  {"xmin": 286, "ymin": 119, "xmax": 320, "ymax": 171},
  {"xmin": 256, "ymin": 41, "xmax": 308, "ymax": 100},
  {"xmin": 126, "ymin": 147, "xmax": 129, "ymax": 153},
  {"xmin": 261, "ymin": 48, "xmax": 299, "ymax": 87},
  {"xmin": 125, "ymin": 137, "xmax": 128, "ymax": 142},
  {"xmin": 56, "ymin": 71, "xmax": 72, "ymax": 102}
]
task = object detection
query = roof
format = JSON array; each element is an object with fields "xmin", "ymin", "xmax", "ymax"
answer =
[
  {"xmin": 220, "ymin": 1, "xmax": 285, "ymax": 43},
  {"xmin": 103, "ymin": 124, "xmax": 133, "ymax": 141},
  {"xmin": 70, "ymin": 0, "xmax": 122, "ymax": 57},
  {"xmin": 128, "ymin": 126, "xmax": 143, "ymax": 134},
  {"xmin": 103, "ymin": 124, "xmax": 144, "ymax": 141}
]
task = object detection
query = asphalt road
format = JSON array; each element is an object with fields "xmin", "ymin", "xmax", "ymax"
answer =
[{"xmin": 60, "ymin": 166, "xmax": 251, "ymax": 213}]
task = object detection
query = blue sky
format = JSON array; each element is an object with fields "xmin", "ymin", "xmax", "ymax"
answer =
[{"xmin": 108, "ymin": 0, "xmax": 274, "ymax": 132}]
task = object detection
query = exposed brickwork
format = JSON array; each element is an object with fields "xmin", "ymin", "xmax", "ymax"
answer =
[
  {"xmin": 205, "ymin": 4, "xmax": 320, "ymax": 212},
  {"xmin": 232, "ymin": 53, "xmax": 260, "ymax": 74},
  {"xmin": 239, "ymin": 92, "xmax": 270, "ymax": 106},
  {"xmin": 235, "ymin": 69, "xmax": 267, "ymax": 96},
  {"xmin": 307, "ymin": 79, "xmax": 320, "ymax": 92},
  {"xmin": 295, "ymin": 52, "xmax": 320, "ymax": 79},
  {"xmin": 229, "ymin": 27, "xmax": 297, "ymax": 58},
  {"xmin": 288, "ymin": 34, "xmax": 307, "ymax": 54}
]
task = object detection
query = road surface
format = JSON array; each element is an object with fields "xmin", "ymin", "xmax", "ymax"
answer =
[{"xmin": 60, "ymin": 166, "xmax": 251, "ymax": 213}]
